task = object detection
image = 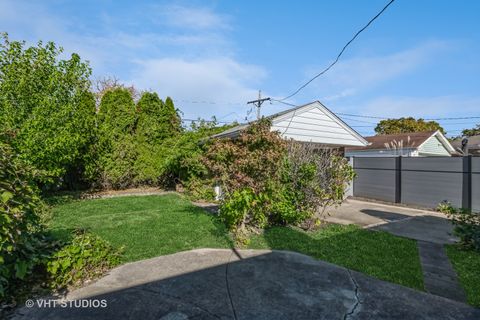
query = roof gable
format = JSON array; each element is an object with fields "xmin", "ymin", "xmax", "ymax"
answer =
[
  {"xmin": 212, "ymin": 101, "xmax": 368, "ymax": 147},
  {"xmin": 270, "ymin": 101, "xmax": 368, "ymax": 146},
  {"xmin": 346, "ymin": 130, "xmax": 455, "ymax": 154}
]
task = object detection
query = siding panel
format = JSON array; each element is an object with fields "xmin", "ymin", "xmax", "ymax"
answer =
[
  {"xmin": 272, "ymin": 106, "xmax": 365, "ymax": 146},
  {"xmin": 418, "ymin": 136, "xmax": 451, "ymax": 156}
]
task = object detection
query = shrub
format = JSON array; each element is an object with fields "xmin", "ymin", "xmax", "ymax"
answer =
[
  {"xmin": 438, "ymin": 201, "xmax": 480, "ymax": 251},
  {"xmin": 281, "ymin": 142, "xmax": 355, "ymax": 228},
  {"xmin": 0, "ymin": 142, "xmax": 48, "ymax": 298},
  {"xmin": 46, "ymin": 230, "xmax": 122, "ymax": 289},
  {"xmin": 204, "ymin": 119, "xmax": 287, "ymax": 194},
  {"xmin": 206, "ymin": 120, "xmax": 355, "ymax": 236},
  {"xmin": 95, "ymin": 88, "xmax": 138, "ymax": 189},
  {"xmin": 0, "ymin": 34, "xmax": 95, "ymax": 189}
]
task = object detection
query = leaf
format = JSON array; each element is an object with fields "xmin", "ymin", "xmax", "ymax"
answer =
[
  {"xmin": 15, "ymin": 260, "xmax": 28, "ymax": 279},
  {"xmin": 1, "ymin": 191, "xmax": 13, "ymax": 203}
]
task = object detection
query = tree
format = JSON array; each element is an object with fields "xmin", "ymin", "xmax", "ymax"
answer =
[
  {"xmin": 374, "ymin": 117, "xmax": 445, "ymax": 135},
  {"xmin": 0, "ymin": 33, "xmax": 95, "ymax": 189},
  {"xmin": 462, "ymin": 124, "xmax": 480, "ymax": 137},
  {"xmin": 96, "ymin": 88, "xmax": 137, "ymax": 188},
  {"xmin": 93, "ymin": 76, "xmax": 139, "ymax": 107},
  {"xmin": 161, "ymin": 97, "xmax": 181, "ymax": 138}
]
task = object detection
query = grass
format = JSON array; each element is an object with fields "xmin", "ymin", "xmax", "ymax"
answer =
[
  {"xmin": 445, "ymin": 245, "xmax": 480, "ymax": 307},
  {"xmin": 48, "ymin": 194, "xmax": 232, "ymax": 262},
  {"xmin": 48, "ymin": 194, "xmax": 423, "ymax": 291},
  {"xmin": 247, "ymin": 224, "xmax": 424, "ymax": 290}
]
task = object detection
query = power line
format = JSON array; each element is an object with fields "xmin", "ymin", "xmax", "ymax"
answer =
[
  {"xmin": 271, "ymin": 99, "xmax": 480, "ymax": 123},
  {"xmin": 278, "ymin": 0, "xmax": 397, "ymax": 102},
  {"xmin": 182, "ymin": 118, "xmax": 234, "ymax": 124},
  {"xmin": 174, "ymin": 99, "xmax": 245, "ymax": 106},
  {"xmin": 336, "ymin": 112, "xmax": 480, "ymax": 121}
]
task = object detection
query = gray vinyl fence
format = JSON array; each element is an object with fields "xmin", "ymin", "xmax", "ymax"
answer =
[{"xmin": 352, "ymin": 156, "xmax": 479, "ymax": 212}]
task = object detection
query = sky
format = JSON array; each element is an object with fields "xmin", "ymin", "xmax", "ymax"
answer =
[{"xmin": 1, "ymin": 0, "xmax": 479, "ymax": 136}]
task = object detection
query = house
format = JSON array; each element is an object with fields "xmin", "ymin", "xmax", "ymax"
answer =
[
  {"xmin": 345, "ymin": 130, "xmax": 456, "ymax": 157},
  {"xmin": 451, "ymin": 135, "xmax": 480, "ymax": 156},
  {"xmin": 212, "ymin": 101, "xmax": 368, "ymax": 150}
]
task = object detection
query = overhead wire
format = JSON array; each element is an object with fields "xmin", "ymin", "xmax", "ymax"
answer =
[{"xmin": 277, "ymin": 0, "xmax": 397, "ymax": 102}]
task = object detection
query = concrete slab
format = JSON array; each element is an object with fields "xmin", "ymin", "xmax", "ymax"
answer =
[
  {"xmin": 417, "ymin": 241, "xmax": 466, "ymax": 302},
  {"xmin": 326, "ymin": 199, "xmax": 457, "ymax": 244},
  {"xmin": 13, "ymin": 249, "xmax": 479, "ymax": 320}
]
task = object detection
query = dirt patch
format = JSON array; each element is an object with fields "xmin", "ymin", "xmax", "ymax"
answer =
[{"xmin": 82, "ymin": 187, "xmax": 173, "ymax": 199}]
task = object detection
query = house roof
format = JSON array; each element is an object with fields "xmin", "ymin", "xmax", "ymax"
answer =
[
  {"xmin": 211, "ymin": 101, "xmax": 368, "ymax": 146},
  {"xmin": 451, "ymin": 135, "xmax": 480, "ymax": 150},
  {"xmin": 346, "ymin": 130, "xmax": 455, "ymax": 153}
]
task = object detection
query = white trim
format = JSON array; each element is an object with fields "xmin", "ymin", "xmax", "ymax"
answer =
[{"xmin": 417, "ymin": 130, "xmax": 456, "ymax": 154}]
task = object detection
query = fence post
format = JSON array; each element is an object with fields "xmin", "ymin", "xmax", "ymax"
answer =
[
  {"xmin": 462, "ymin": 155, "xmax": 472, "ymax": 211},
  {"xmin": 395, "ymin": 156, "xmax": 402, "ymax": 203}
]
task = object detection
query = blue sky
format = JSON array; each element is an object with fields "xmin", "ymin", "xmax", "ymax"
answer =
[{"xmin": 1, "ymin": 0, "xmax": 479, "ymax": 136}]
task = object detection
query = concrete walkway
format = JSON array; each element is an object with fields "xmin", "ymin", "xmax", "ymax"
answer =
[
  {"xmin": 417, "ymin": 241, "xmax": 466, "ymax": 302},
  {"xmin": 13, "ymin": 249, "xmax": 479, "ymax": 320},
  {"xmin": 326, "ymin": 199, "xmax": 467, "ymax": 302},
  {"xmin": 326, "ymin": 198, "xmax": 457, "ymax": 244}
]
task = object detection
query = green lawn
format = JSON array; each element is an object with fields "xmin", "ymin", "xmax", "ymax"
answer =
[
  {"xmin": 445, "ymin": 245, "xmax": 480, "ymax": 307},
  {"xmin": 48, "ymin": 194, "xmax": 423, "ymax": 290},
  {"xmin": 48, "ymin": 194, "xmax": 232, "ymax": 262},
  {"xmin": 247, "ymin": 224, "xmax": 424, "ymax": 290}
]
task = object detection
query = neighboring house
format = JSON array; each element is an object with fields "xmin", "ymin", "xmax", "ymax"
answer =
[
  {"xmin": 345, "ymin": 130, "xmax": 455, "ymax": 157},
  {"xmin": 212, "ymin": 101, "xmax": 368, "ymax": 149},
  {"xmin": 451, "ymin": 135, "xmax": 480, "ymax": 156}
]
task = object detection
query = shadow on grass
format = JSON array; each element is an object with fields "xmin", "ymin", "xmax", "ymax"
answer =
[{"xmin": 249, "ymin": 224, "xmax": 424, "ymax": 291}]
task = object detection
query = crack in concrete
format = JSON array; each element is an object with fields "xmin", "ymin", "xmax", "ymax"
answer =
[
  {"xmin": 225, "ymin": 250, "xmax": 239, "ymax": 320},
  {"xmin": 343, "ymin": 269, "xmax": 361, "ymax": 320}
]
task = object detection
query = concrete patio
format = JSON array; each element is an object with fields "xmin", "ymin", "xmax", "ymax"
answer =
[{"xmin": 13, "ymin": 249, "xmax": 479, "ymax": 320}]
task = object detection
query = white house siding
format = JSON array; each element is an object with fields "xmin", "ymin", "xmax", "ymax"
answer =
[
  {"xmin": 271, "ymin": 106, "xmax": 365, "ymax": 146},
  {"xmin": 418, "ymin": 135, "xmax": 451, "ymax": 156}
]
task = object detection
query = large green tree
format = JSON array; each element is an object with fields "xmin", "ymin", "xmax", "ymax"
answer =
[
  {"xmin": 0, "ymin": 34, "xmax": 95, "ymax": 188},
  {"xmin": 96, "ymin": 88, "xmax": 137, "ymax": 188},
  {"xmin": 462, "ymin": 124, "xmax": 480, "ymax": 137},
  {"xmin": 374, "ymin": 117, "xmax": 445, "ymax": 135}
]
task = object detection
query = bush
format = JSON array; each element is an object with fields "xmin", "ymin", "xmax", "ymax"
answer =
[
  {"xmin": 205, "ymin": 120, "xmax": 355, "ymax": 237},
  {"xmin": 0, "ymin": 34, "xmax": 96, "ymax": 189},
  {"xmin": 0, "ymin": 142, "xmax": 49, "ymax": 298},
  {"xmin": 47, "ymin": 230, "xmax": 121, "ymax": 289},
  {"xmin": 438, "ymin": 201, "xmax": 480, "ymax": 251}
]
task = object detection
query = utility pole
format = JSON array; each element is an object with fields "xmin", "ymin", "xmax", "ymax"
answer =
[{"xmin": 247, "ymin": 90, "xmax": 270, "ymax": 120}]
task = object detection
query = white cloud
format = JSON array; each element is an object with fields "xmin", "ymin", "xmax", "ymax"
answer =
[
  {"xmin": 311, "ymin": 41, "xmax": 450, "ymax": 101},
  {"xmin": 0, "ymin": 0, "xmax": 265, "ymax": 122},
  {"xmin": 129, "ymin": 57, "xmax": 267, "ymax": 119},
  {"xmin": 152, "ymin": 5, "xmax": 230, "ymax": 30}
]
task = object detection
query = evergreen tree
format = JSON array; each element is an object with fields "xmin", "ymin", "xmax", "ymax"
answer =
[
  {"xmin": 161, "ymin": 97, "xmax": 181, "ymax": 138},
  {"xmin": 96, "ymin": 88, "xmax": 137, "ymax": 188},
  {"xmin": 136, "ymin": 92, "xmax": 165, "ymax": 144}
]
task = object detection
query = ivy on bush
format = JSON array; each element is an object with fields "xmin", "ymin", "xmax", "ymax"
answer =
[{"xmin": 47, "ymin": 230, "xmax": 121, "ymax": 288}]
